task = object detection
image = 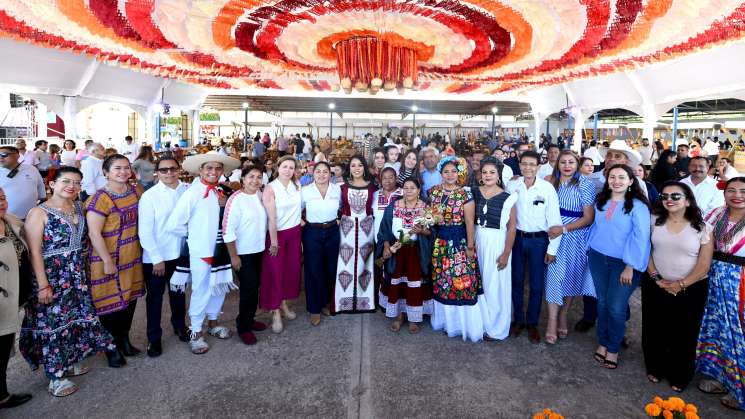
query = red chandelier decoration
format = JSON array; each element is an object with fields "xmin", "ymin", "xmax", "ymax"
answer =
[{"xmin": 334, "ymin": 36, "xmax": 419, "ymax": 95}]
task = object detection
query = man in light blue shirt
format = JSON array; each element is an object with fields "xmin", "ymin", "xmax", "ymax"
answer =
[{"xmin": 419, "ymin": 146, "xmax": 441, "ymax": 199}]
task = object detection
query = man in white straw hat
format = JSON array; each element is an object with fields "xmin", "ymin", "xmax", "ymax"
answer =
[{"xmin": 165, "ymin": 151, "xmax": 241, "ymax": 354}]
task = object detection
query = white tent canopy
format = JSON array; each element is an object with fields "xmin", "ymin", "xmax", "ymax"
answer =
[{"xmin": 2, "ymin": 36, "xmax": 745, "ymax": 144}]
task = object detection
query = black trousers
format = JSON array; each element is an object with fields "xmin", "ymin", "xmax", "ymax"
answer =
[
  {"xmin": 302, "ymin": 224, "xmax": 339, "ymax": 314},
  {"xmin": 99, "ymin": 301, "xmax": 138, "ymax": 343},
  {"xmin": 641, "ymin": 275, "xmax": 708, "ymax": 389},
  {"xmin": 143, "ymin": 260, "xmax": 186, "ymax": 343},
  {"xmin": 0, "ymin": 333, "xmax": 13, "ymax": 400},
  {"xmin": 236, "ymin": 253, "xmax": 263, "ymax": 334}
]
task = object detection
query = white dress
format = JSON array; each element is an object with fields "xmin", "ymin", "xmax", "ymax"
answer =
[{"xmin": 475, "ymin": 191, "xmax": 518, "ymax": 340}]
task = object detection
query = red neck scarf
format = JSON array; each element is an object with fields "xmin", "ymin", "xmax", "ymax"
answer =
[{"xmin": 201, "ymin": 179, "xmax": 224, "ymax": 199}]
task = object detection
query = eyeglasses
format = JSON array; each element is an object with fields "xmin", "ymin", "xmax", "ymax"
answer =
[
  {"xmin": 660, "ymin": 193, "xmax": 685, "ymax": 201},
  {"xmin": 157, "ymin": 167, "xmax": 179, "ymax": 173},
  {"xmin": 0, "ymin": 152, "xmax": 16, "ymax": 158}
]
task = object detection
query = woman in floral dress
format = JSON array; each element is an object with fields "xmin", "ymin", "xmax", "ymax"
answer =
[
  {"xmin": 428, "ymin": 156, "xmax": 484, "ymax": 341},
  {"xmin": 20, "ymin": 167, "xmax": 114, "ymax": 397}
]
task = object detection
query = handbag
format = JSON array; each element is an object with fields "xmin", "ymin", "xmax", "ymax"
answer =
[{"xmin": 17, "ymin": 249, "xmax": 34, "ymax": 307}]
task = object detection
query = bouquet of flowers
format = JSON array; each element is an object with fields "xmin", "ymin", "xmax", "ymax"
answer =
[
  {"xmin": 397, "ymin": 229, "xmax": 414, "ymax": 246},
  {"xmin": 644, "ymin": 396, "xmax": 698, "ymax": 419},
  {"xmin": 413, "ymin": 207, "xmax": 437, "ymax": 229},
  {"xmin": 533, "ymin": 408, "xmax": 564, "ymax": 419}
]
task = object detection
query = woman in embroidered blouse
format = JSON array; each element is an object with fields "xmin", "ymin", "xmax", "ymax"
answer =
[
  {"xmin": 21, "ymin": 167, "xmax": 114, "ymax": 397},
  {"xmin": 429, "ymin": 157, "xmax": 482, "ymax": 342},
  {"xmin": 696, "ymin": 177, "xmax": 745, "ymax": 410},
  {"xmin": 397, "ymin": 150, "xmax": 419, "ymax": 187},
  {"xmin": 334, "ymin": 156, "xmax": 377, "ymax": 314},
  {"xmin": 301, "ymin": 162, "xmax": 342, "ymax": 326},
  {"xmin": 86, "ymin": 154, "xmax": 144, "ymax": 365},
  {"xmin": 378, "ymin": 178, "xmax": 433, "ymax": 333},
  {"xmin": 261, "ymin": 156, "xmax": 302, "ymax": 333},
  {"xmin": 643, "ymin": 181, "xmax": 712, "ymax": 393},
  {"xmin": 587, "ymin": 164, "xmax": 651, "ymax": 369},
  {"xmin": 372, "ymin": 168, "xmax": 403, "ymax": 242}
]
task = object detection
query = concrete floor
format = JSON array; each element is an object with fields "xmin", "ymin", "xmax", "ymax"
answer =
[{"xmin": 4, "ymin": 290, "xmax": 736, "ymax": 419}]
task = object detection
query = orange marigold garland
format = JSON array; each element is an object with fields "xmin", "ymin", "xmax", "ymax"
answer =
[{"xmin": 644, "ymin": 396, "xmax": 699, "ymax": 419}]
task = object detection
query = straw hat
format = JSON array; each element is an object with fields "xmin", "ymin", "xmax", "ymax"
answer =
[
  {"xmin": 182, "ymin": 151, "xmax": 241, "ymax": 175},
  {"xmin": 607, "ymin": 139, "xmax": 642, "ymax": 167}
]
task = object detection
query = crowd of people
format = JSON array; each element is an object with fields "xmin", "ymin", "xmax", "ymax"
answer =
[{"xmin": 0, "ymin": 130, "xmax": 744, "ymax": 413}]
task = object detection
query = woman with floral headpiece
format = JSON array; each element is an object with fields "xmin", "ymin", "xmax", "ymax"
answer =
[{"xmin": 428, "ymin": 156, "xmax": 483, "ymax": 341}]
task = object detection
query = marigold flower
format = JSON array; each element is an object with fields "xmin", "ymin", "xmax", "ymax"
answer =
[
  {"xmin": 532, "ymin": 414, "xmax": 543, "ymax": 419},
  {"xmin": 653, "ymin": 396, "xmax": 664, "ymax": 407},
  {"xmin": 684, "ymin": 412, "xmax": 699, "ymax": 419},
  {"xmin": 668, "ymin": 397, "xmax": 685, "ymax": 411},
  {"xmin": 684, "ymin": 404, "xmax": 697, "ymax": 413},
  {"xmin": 662, "ymin": 410, "xmax": 673, "ymax": 419},
  {"xmin": 645, "ymin": 403, "xmax": 662, "ymax": 416},
  {"xmin": 661, "ymin": 400, "xmax": 674, "ymax": 411}
]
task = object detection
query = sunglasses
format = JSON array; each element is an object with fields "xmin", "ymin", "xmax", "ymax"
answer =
[
  {"xmin": 157, "ymin": 167, "xmax": 179, "ymax": 173},
  {"xmin": 660, "ymin": 193, "xmax": 685, "ymax": 201},
  {"xmin": 0, "ymin": 152, "xmax": 16, "ymax": 158}
]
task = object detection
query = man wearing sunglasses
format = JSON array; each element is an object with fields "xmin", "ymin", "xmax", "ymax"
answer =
[
  {"xmin": 138, "ymin": 157, "xmax": 189, "ymax": 357},
  {"xmin": 0, "ymin": 146, "xmax": 46, "ymax": 219},
  {"xmin": 681, "ymin": 156, "xmax": 724, "ymax": 216}
]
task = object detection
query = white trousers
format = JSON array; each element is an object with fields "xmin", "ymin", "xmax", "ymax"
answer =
[{"xmin": 189, "ymin": 256, "xmax": 226, "ymax": 332}]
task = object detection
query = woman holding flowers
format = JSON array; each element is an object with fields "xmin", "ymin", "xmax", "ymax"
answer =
[
  {"xmin": 428, "ymin": 156, "xmax": 483, "ymax": 342},
  {"xmin": 696, "ymin": 176, "xmax": 745, "ymax": 410},
  {"xmin": 377, "ymin": 178, "xmax": 433, "ymax": 333},
  {"xmin": 643, "ymin": 181, "xmax": 712, "ymax": 393}
]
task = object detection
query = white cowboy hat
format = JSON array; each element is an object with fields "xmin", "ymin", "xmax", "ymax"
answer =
[
  {"xmin": 608, "ymin": 139, "xmax": 642, "ymax": 167},
  {"xmin": 182, "ymin": 151, "xmax": 241, "ymax": 175}
]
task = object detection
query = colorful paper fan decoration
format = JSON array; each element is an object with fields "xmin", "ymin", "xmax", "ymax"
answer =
[{"xmin": 1, "ymin": 0, "xmax": 745, "ymax": 95}]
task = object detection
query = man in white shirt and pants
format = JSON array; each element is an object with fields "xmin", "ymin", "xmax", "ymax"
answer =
[
  {"xmin": 166, "ymin": 152, "xmax": 240, "ymax": 354},
  {"xmin": 681, "ymin": 156, "xmax": 724, "ymax": 217},
  {"xmin": 506, "ymin": 150, "xmax": 563, "ymax": 344},
  {"xmin": 80, "ymin": 142, "xmax": 106, "ymax": 201},
  {"xmin": 138, "ymin": 156, "xmax": 190, "ymax": 357}
]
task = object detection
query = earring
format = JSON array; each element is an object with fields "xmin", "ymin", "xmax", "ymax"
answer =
[{"xmin": 627, "ymin": 186, "xmax": 631, "ymax": 191}]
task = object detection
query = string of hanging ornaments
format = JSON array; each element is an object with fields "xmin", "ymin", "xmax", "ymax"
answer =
[{"xmin": 334, "ymin": 36, "xmax": 419, "ymax": 95}]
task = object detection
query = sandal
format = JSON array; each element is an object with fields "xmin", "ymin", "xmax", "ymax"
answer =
[
  {"xmin": 48, "ymin": 379, "xmax": 78, "ymax": 397},
  {"xmin": 557, "ymin": 328, "xmax": 568, "ymax": 339},
  {"xmin": 189, "ymin": 335, "xmax": 209, "ymax": 355},
  {"xmin": 602, "ymin": 359, "xmax": 618, "ymax": 370},
  {"xmin": 207, "ymin": 326, "xmax": 233, "ymax": 339},
  {"xmin": 310, "ymin": 314, "xmax": 321, "ymax": 326},
  {"xmin": 408, "ymin": 322, "xmax": 421, "ymax": 334},
  {"xmin": 720, "ymin": 394, "xmax": 741, "ymax": 410},
  {"xmin": 390, "ymin": 319, "xmax": 403, "ymax": 332},
  {"xmin": 697, "ymin": 379, "xmax": 727, "ymax": 395},
  {"xmin": 593, "ymin": 351, "xmax": 606, "ymax": 364},
  {"xmin": 671, "ymin": 386, "xmax": 683, "ymax": 393},
  {"xmin": 65, "ymin": 364, "xmax": 90, "ymax": 378},
  {"xmin": 647, "ymin": 375, "xmax": 660, "ymax": 384},
  {"xmin": 545, "ymin": 333, "xmax": 557, "ymax": 345}
]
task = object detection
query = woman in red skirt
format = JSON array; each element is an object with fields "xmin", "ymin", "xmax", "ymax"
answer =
[{"xmin": 377, "ymin": 178, "xmax": 434, "ymax": 334}]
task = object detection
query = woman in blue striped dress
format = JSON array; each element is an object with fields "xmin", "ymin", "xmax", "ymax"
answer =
[{"xmin": 544, "ymin": 151, "xmax": 596, "ymax": 344}]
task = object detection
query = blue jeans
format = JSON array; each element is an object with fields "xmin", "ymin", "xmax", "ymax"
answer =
[
  {"xmin": 587, "ymin": 249, "xmax": 640, "ymax": 353},
  {"xmin": 511, "ymin": 233, "xmax": 549, "ymax": 326},
  {"xmin": 302, "ymin": 224, "xmax": 340, "ymax": 314}
]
